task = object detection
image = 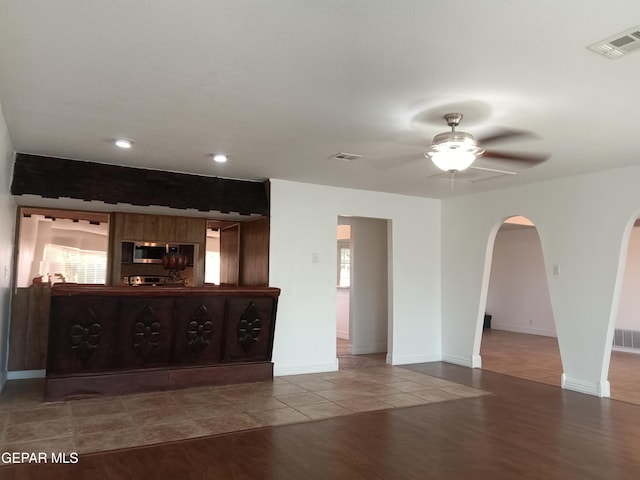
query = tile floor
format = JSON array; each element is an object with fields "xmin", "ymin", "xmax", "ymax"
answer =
[
  {"xmin": 0, "ymin": 347, "xmax": 489, "ymax": 455},
  {"xmin": 4, "ymin": 331, "xmax": 637, "ymax": 457},
  {"xmin": 480, "ymin": 328, "xmax": 640, "ymax": 405}
]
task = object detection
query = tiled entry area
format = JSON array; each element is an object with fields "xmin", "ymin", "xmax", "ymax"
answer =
[{"xmin": 0, "ymin": 357, "xmax": 490, "ymax": 455}]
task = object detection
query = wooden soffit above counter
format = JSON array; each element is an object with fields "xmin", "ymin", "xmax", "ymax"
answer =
[{"xmin": 11, "ymin": 153, "xmax": 270, "ymax": 216}]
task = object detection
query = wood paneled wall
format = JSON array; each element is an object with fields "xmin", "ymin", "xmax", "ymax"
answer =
[
  {"xmin": 219, "ymin": 224, "xmax": 240, "ymax": 286},
  {"xmin": 239, "ymin": 217, "xmax": 270, "ymax": 287},
  {"xmin": 219, "ymin": 218, "xmax": 270, "ymax": 286},
  {"xmin": 109, "ymin": 213, "xmax": 207, "ymax": 286},
  {"xmin": 9, "ymin": 287, "xmax": 50, "ymax": 371}
]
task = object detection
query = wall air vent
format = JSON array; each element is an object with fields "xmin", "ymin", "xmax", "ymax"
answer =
[
  {"xmin": 329, "ymin": 152, "xmax": 363, "ymax": 162},
  {"xmin": 613, "ymin": 329, "xmax": 640, "ymax": 351},
  {"xmin": 588, "ymin": 26, "xmax": 640, "ymax": 59}
]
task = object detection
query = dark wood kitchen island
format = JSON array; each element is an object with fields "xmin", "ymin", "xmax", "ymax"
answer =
[{"xmin": 45, "ymin": 284, "xmax": 280, "ymax": 401}]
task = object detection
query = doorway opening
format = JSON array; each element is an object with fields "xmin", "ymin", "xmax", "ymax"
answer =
[
  {"xmin": 609, "ymin": 216, "xmax": 640, "ymax": 405},
  {"xmin": 336, "ymin": 216, "xmax": 389, "ymax": 370},
  {"xmin": 480, "ymin": 215, "xmax": 562, "ymax": 386}
]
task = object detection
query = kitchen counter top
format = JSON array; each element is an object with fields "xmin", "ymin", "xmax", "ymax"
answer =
[{"xmin": 50, "ymin": 284, "xmax": 281, "ymax": 297}]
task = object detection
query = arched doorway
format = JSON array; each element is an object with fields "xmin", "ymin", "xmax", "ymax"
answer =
[
  {"xmin": 609, "ymin": 216, "xmax": 640, "ymax": 405},
  {"xmin": 480, "ymin": 216, "xmax": 562, "ymax": 387}
]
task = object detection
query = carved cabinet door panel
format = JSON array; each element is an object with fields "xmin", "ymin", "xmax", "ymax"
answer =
[
  {"xmin": 171, "ymin": 297, "xmax": 225, "ymax": 365},
  {"xmin": 223, "ymin": 297, "xmax": 277, "ymax": 362},
  {"xmin": 47, "ymin": 296, "xmax": 118, "ymax": 374},
  {"xmin": 115, "ymin": 297, "xmax": 174, "ymax": 369}
]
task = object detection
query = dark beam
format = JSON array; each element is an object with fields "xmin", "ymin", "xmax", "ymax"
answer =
[{"xmin": 11, "ymin": 154, "xmax": 270, "ymax": 216}]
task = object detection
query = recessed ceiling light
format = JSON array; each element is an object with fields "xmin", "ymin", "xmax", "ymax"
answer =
[
  {"xmin": 115, "ymin": 139, "xmax": 132, "ymax": 149},
  {"xmin": 212, "ymin": 153, "xmax": 228, "ymax": 163}
]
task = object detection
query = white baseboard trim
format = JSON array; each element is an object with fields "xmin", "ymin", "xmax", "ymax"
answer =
[
  {"xmin": 612, "ymin": 345, "xmax": 640, "ymax": 355},
  {"xmin": 442, "ymin": 354, "xmax": 481, "ymax": 368},
  {"xmin": 471, "ymin": 354, "xmax": 482, "ymax": 368},
  {"xmin": 490, "ymin": 324, "xmax": 557, "ymax": 338},
  {"xmin": 7, "ymin": 369, "xmax": 46, "ymax": 380},
  {"xmin": 388, "ymin": 353, "xmax": 442, "ymax": 365},
  {"xmin": 274, "ymin": 359, "xmax": 339, "ymax": 377},
  {"xmin": 561, "ymin": 373, "xmax": 610, "ymax": 397}
]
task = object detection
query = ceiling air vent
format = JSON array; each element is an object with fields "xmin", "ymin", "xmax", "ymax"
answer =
[
  {"xmin": 588, "ymin": 26, "xmax": 640, "ymax": 59},
  {"xmin": 329, "ymin": 152, "xmax": 363, "ymax": 162}
]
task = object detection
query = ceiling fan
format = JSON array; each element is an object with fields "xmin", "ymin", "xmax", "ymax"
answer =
[{"xmin": 425, "ymin": 113, "xmax": 549, "ymax": 173}]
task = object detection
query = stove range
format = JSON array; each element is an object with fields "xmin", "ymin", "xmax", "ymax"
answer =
[{"xmin": 126, "ymin": 275, "xmax": 174, "ymax": 286}]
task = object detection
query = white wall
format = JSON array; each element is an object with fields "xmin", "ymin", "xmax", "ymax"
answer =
[
  {"xmin": 0, "ymin": 104, "xmax": 16, "ymax": 391},
  {"xmin": 617, "ymin": 226, "xmax": 640, "ymax": 330},
  {"xmin": 269, "ymin": 179, "xmax": 441, "ymax": 375},
  {"xmin": 442, "ymin": 165, "xmax": 640, "ymax": 397},
  {"xmin": 345, "ymin": 216, "xmax": 388, "ymax": 354},
  {"xmin": 487, "ymin": 224, "xmax": 640, "ymax": 337},
  {"xmin": 486, "ymin": 226, "xmax": 556, "ymax": 336}
]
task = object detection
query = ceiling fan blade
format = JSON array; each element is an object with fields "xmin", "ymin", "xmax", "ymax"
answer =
[
  {"xmin": 477, "ymin": 128, "xmax": 539, "ymax": 146},
  {"xmin": 469, "ymin": 165, "xmax": 517, "ymax": 175},
  {"xmin": 481, "ymin": 150, "xmax": 549, "ymax": 165}
]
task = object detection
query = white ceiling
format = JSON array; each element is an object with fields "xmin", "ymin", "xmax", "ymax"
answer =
[{"xmin": 1, "ymin": 1, "xmax": 640, "ymax": 199}]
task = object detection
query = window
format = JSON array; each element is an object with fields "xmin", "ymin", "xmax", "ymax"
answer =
[
  {"xmin": 16, "ymin": 208, "xmax": 109, "ymax": 287},
  {"xmin": 41, "ymin": 244, "xmax": 107, "ymax": 284},
  {"xmin": 338, "ymin": 240, "xmax": 351, "ymax": 287}
]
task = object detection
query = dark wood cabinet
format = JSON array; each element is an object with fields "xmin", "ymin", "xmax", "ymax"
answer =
[
  {"xmin": 223, "ymin": 297, "xmax": 277, "ymax": 362},
  {"xmin": 46, "ymin": 285, "xmax": 280, "ymax": 400},
  {"xmin": 178, "ymin": 244, "xmax": 195, "ymax": 267},
  {"xmin": 115, "ymin": 297, "xmax": 175, "ymax": 369},
  {"xmin": 171, "ymin": 296, "xmax": 226, "ymax": 365},
  {"xmin": 121, "ymin": 241, "xmax": 133, "ymax": 264},
  {"xmin": 47, "ymin": 296, "xmax": 118, "ymax": 375}
]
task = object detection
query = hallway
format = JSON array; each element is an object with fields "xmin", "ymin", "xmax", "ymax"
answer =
[{"xmin": 481, "ymin": 329, "xmax": 640, "ymax": 405}]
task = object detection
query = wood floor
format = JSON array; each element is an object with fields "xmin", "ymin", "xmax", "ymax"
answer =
[
  {"xmin": 481, "ymin": 329, "xmax": 640, "ymax": 405},
  {"xmin": 4, "ymin": 359, "xmax": 640, "ymax": 478}
]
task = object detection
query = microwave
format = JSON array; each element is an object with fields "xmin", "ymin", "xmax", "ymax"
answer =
[{"xmin": 132, "ymin": 242, "xmax": 179, "ymax": 264}]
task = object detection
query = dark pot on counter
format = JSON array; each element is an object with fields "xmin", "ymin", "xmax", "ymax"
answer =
[{"xmin": 162, "ymin": 253, "xmax": 187, "ymax": 270}]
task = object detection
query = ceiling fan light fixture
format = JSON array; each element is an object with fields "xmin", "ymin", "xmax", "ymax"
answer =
[
  {"xmin": 426, "ymin": 135, "xmax": 484, "ymax": 172},
  {"xmin": 426, "ymin": 113, "xmax": 485, "ymax": 172},
  {"xmin": 431, "ymin": 130, "xmax": 477, "ymax": 147},
  {"xmin": 427, "ymin": 150, "xmax": 477, "ymax": 172}
]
